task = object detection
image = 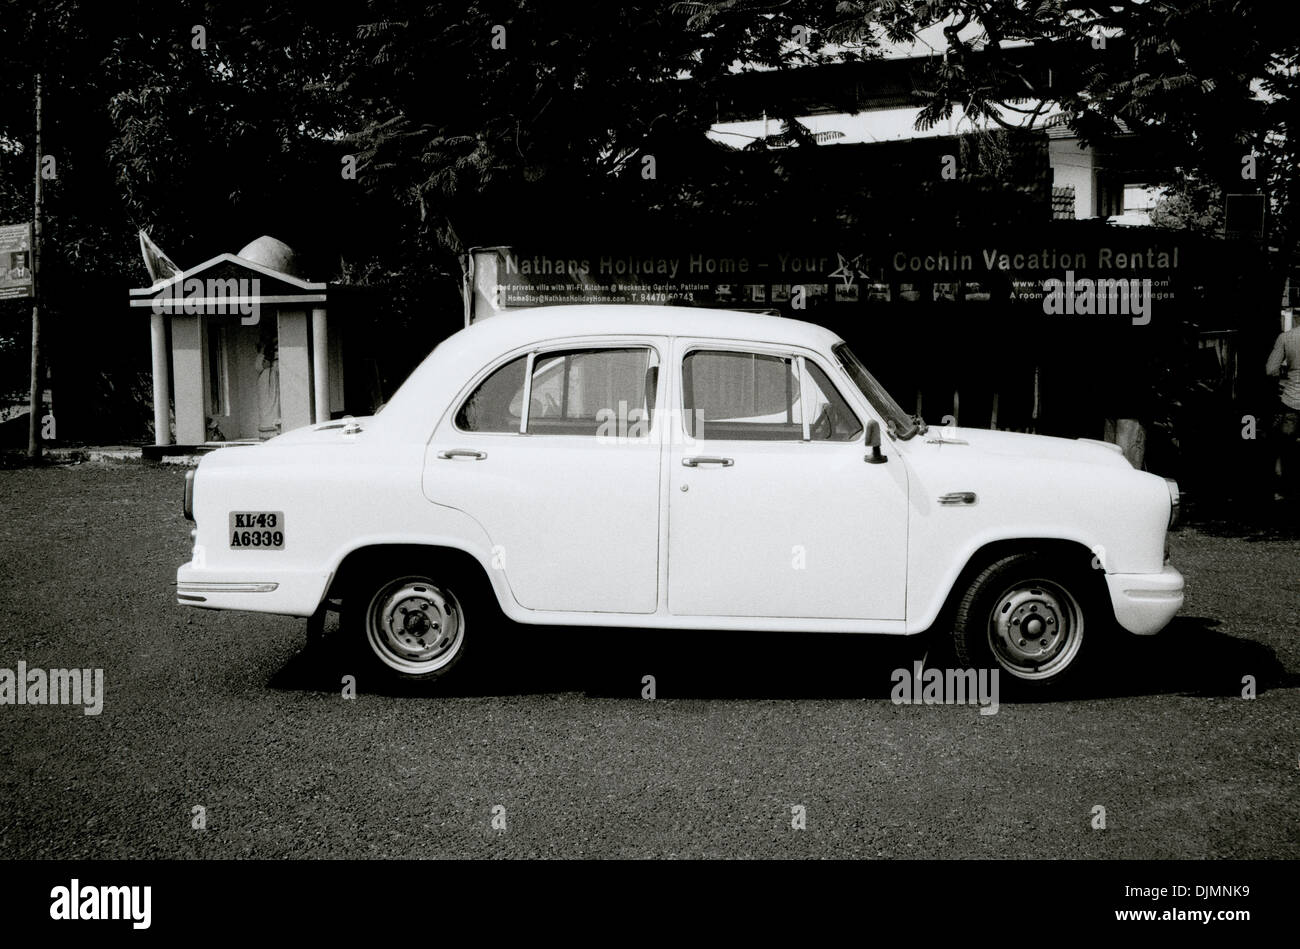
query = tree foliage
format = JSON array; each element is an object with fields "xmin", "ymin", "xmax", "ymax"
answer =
[{"xmin": 0, "ymin": 0, "xmax": 1293, "ymax": 444}]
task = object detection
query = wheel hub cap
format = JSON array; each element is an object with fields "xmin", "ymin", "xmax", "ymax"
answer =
[
  {"xmin": 988, "ymin": 580, "xmax": 1083, "ymax": 679},
  {"xmin": 369, "ymin": 581, "xmax": 461, "ymax": 667}
]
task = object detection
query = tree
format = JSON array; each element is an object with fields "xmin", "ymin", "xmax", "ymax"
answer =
[
  {"xmin": 340, "ymin": 1, "xmax": 818, "ymax": 248},
  {"xmin": 0, "ymin": 1, "xmax": 819, "ymax": 442},
  {"xmin": 0, "ymin": 1, "xmax": 402, "ymax": 442},
  {"xmin": 1148, "ymin": 176, "xmax": 1224, "ymax": 234}
]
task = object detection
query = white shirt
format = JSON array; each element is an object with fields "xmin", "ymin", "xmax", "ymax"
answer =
[{"xmin": 1266, "ymin": 327, "xmax": 1300, "ymax": 411}]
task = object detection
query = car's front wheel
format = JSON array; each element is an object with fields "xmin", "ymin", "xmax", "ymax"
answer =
[
  {"xmin": 352, "ymin": 570, "xmax": 468, "ymax": 681},
  {"xmin": 951, "ymin": 553, "xmax": 1100, "ymax": 686}
]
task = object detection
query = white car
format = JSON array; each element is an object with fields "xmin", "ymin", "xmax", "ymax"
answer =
[{"xmin": 177, "ymin": 305, "xmax": 1183, "ymax": 687}]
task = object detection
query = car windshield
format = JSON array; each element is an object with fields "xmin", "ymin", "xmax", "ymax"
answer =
[{"xmin": 832, "ymin": 342, "xmax": 918, "ymax": 440}]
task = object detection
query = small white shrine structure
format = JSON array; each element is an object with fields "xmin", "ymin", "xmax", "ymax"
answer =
[{"xmin": 129, "ymin": 236, "xmax": 345, "ymax": 447}]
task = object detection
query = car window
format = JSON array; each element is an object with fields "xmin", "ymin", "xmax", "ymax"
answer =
[
  {"xmin": 682, "ymin": 350, "xmax": 803, "ymax": 441},
  {"xmin": 455, "ymin": 354, "xmax": 528, "ymax": 432},
  {"xmin": 519, "ymin": 347, "xmax": 655, "ymax": 436},
  {"xmin": 804, "ymin": 360, "xmax": 863, "ymax": 442}
]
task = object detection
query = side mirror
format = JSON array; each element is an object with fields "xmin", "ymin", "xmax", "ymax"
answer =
[{"xmin": 864, "ymin": 419, "xmax": 887, "ymax": 464}]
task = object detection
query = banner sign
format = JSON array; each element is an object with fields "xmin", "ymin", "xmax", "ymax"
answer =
[
  {"xmin": 470, "ymin": 239, "xmax": 1185, "ymax": 320},
  {"xmin": 0, "ymin": 223, "xmax": 34, "ymax": 300}
]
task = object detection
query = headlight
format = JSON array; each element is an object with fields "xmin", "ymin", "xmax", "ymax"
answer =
[
  {"xmin": 1165, "ymin": 478, "xmax": 1180, "ymax": 530},
  {"xmin": 184, "ymin": 470, "xmax": 195, "ymax": 522}
]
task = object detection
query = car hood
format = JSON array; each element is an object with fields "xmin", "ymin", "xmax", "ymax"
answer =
[{"xmin": 924, "ymin": 426, "xmax": 1132, "ymax": 468}]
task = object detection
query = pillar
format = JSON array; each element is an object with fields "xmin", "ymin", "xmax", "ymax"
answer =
[
  {"xmin": 169, "ymin": 314, "xmax": 206, "ymax": 445},
  {"xmin": 311, "ymin": 307, "xmax": 329, "ymax": 424},
  {"xmin": 277, "ymin": 309, "xmax": 312, "ymax": 432},
  {"xmin": 150, "ymin": 311, "xmax": 171, "ymax": 445}
]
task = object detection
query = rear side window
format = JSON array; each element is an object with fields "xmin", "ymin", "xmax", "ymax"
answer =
[
  {"xmin": 527, "ymin": 348, "xmax": 653, "ymax": 436},
  {"xmin": 455, "ymin": 355, "xmax": 527, "ymax": 432},
  {"xmin": 682, "ymin": 350, "xmax": 802, "ymax": 440},
  {"xmin": 454, "ymin": 347, "xmax": 656, "ymax": 436}
]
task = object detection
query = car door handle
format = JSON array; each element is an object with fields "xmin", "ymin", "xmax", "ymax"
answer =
[
  {"xmin": 682, "ymin": 456, "xmax": 734, "ymax": 467},
  {"xmin": 437, "ymin": 449, "xmax": 487, "ymax": 460}
]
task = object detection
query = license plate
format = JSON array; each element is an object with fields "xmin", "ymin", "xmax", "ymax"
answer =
[{"xmin": 229, "ymin": 511, "xmax": 285, "ymax": 549}]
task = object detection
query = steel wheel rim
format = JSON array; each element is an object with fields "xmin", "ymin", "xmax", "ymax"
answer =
[
  {"xmin": 986, "ymin": 578, "xmax": 1083, "ymax": 680},
  {"xmin": 365, "ymin": 577, "xmax": 464, "ymax": 674}
]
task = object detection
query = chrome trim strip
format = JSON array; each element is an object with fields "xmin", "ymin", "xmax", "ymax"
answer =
[{"xmin": 177, "ymin": 582, "xmax": 280, "ymax": 594}]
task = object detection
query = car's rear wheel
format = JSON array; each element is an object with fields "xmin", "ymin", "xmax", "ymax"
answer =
[
  {"xmin": 352, "ymin": 570, "xmax": 468, "ymax": 681},
  {"xmin": 952, "ymin": 553, "xmax": 1098, "ymax": 686}
]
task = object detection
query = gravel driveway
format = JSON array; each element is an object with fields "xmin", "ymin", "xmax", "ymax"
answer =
[{"xmin": 0, "ymin": 464, "xmax": 1296, "ymax": 858}]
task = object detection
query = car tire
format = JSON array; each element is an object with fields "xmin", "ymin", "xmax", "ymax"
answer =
[
  {"xmin": 951, "ymin": 552, "xmax": 1102, "ymax": 688},
  {"xmin": 347, "ymin": 564, "xmax": 471, "ymax": 682}
]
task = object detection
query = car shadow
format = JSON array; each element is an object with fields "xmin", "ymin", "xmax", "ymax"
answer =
[
  {"xmin": 267, "ymin": 613, "xmax": 1296, "ymax": 703},
  {"xmin": 268, "ymin": 619, "xmax": 928, "ymax": 700},
  {"xmin": 1074, "ymin": 615, "xmax": 1299, "ymax": 701}
]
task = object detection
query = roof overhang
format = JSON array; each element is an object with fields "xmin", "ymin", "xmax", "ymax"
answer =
[{"xmin": 129, "ymin": 252, "xmax": 327, "ymax": 309}]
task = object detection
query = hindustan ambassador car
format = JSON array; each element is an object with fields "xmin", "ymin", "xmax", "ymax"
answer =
[{"xmin": 177, "ymin": 305, "xmax": 1184, "ymax": 688}]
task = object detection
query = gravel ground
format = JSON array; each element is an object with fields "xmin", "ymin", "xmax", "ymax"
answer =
[{"xmin": 0, "ymin": 463, "xmax": 1296, "ymax": 859}]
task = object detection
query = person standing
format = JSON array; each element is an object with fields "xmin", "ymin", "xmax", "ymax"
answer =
[{"xmin": 1265, "ymin": 324, "xmax": 1300, "ymax": 500}]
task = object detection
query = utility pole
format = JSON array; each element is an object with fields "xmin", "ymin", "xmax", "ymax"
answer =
[{"xmin": 26, "ymin": 71, "xmax": 43, "ymax": 460}]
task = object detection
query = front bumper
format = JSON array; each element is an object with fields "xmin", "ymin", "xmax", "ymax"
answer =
[
  {"xmin": 1105, "ymin": 565, "xmax": 1184, "ymax": 635},
  {"xmin": 176, "ymin": 563, "xmax": 332, "ymax": 617}
]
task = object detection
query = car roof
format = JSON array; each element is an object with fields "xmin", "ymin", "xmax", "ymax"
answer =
[{"xmin": 454, "ymin": 304, "xmax": 843, "ymax": 351}]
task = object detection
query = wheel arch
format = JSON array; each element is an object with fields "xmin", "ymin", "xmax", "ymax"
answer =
[
  {"xmin": 324, "ymin": 542, "xmax": 506, "ymax": 613},
  {"xmin": 925, "ymin": 538, "xmax": 1114, "ymax": 635}
]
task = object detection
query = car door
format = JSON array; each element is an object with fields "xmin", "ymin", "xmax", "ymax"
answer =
[
  {"xmin": 667, "ymin": 340, "xmax": 909, "ymax": 620},
  {"xmin": 425, "ymin": 340, "xmax": 664, "ymax": 614}
]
